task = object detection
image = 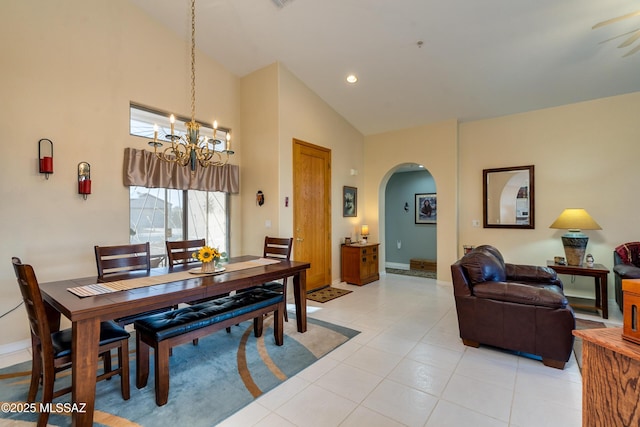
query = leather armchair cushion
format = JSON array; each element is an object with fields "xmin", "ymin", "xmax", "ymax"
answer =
[
  {"xmin": 460, "ymin": 251, "xmax": 506, "ymax": 284},
  {"xmin": 505, "ymin": 264, "xmax": 557, "ymax": 282},
  {"xmin": 614, "ymin": 263, "xmax": 640, "ymax": 279},
  {"xmin": 473, "ymin": 281, "xmax": 568, "ymax": 309}
]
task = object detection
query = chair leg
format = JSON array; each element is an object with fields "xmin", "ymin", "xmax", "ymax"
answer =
[
  {"xmin": 38, "ymin": 360, "xmax": 55, "ymax": 427},
  {"xmin": 119, "ymin": 340, "xmax": 130, "ymax": 400},
  {"xmin": 542, "ymin": 358, "xmax": 566, "ymax": 370},
  {"xmin": 28, "ymin": 350, "xmax": 42, "ymax": 402},
  {"xmin": 102, "ymin": 350, "xmax": 112, "ymax": 378},
  {"xmin": 136, "ymin": 334, "xmax": 150, "ymax": 389},
  {"xmin": 282, "ymin": 283, "xmax": 288, "ymax": 322},
  {"xmin": 274, "ymin": 306, "xmax": 284, "ymax": 346},
  {"xmin": 253, "ymin": 316, "xmax": 264, "ymax": 337},
  {"xmin": 462, "ymin": 339, "xmax": 480, "ymax": 348}
]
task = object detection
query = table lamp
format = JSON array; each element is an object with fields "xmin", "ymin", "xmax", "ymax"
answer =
[
  {"xmin": 361, "ymin": 224, "xmax": 369, "ymax": 243},
  {"xmin": 549, "ymin": 208, "xmax": 601, "ymax": 266}
]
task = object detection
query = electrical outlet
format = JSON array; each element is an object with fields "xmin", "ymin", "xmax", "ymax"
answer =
[{"xmin": 472, "ymin": 219, "xmax": 480, "ymax": 227}]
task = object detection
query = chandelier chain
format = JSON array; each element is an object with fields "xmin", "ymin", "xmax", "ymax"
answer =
[
  {"xmin": 190, "ymin": 0, "xmax": 197, "ymax": 124},
  {"xmin": 147, "ymin": 0, "xmax": 233, "ymax": 171}
]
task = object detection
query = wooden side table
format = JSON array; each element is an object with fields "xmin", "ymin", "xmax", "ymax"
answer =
[
  {"xmin": 341, "ymin": 243, "xmax": 379, "ymax": 286},
  {"xmin": 573, "ymin": 327, "xmax": 640, "ymax": 425},
  {"xmin": 547, "ymin": 261, "xmax": 609, "ymax": 319}
]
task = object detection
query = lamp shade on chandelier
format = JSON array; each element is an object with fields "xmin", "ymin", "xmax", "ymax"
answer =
[{"xmin": 148, "ymin": 0, "xmax": 234, "ymax": 172}]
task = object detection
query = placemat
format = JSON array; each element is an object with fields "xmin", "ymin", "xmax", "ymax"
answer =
[{"xmin": 67, "ymin": 258, "xmax": 280, "ymax": 297}]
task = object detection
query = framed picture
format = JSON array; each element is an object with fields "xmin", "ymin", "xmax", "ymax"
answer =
[
  {"xmin": 343, "ymin": 186, "xmax": 357, "ymax": 217},
  {"xmin": 415, "ymin": 193, "xmax": 437, "ymax": 224}
]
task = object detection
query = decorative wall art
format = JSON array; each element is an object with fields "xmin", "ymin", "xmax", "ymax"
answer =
[
  {"xmin": 343, "ymin": 186, "xmax": 357, "ymax": 217},
  {"xmin": 415, "ymin": 193, "xmax": 437, "ymax": 224}
]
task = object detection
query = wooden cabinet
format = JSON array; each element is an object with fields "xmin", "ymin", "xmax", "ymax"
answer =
[
  {"xmin": 341, "ymin": 243, "xmax": 379, "ymax": 286},
  {"xmin": 573, "ymin": 327, "xmax": 640, "ymax": 425}
]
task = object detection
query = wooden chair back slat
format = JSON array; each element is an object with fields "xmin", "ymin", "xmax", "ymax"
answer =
[
  {"xmin": 264, "ymin": 237, "xmax": 293, "ymax": 260},
  {"xmin": 94, "ymin": 242, "xmax": 151, "ymax": 277},
  {"xmin": 166, "ymin": 239, "xmax": 206, "ymax": 271}
]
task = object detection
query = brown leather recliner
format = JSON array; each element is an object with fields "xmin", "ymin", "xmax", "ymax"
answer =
[{"xmin": 450, "ymin": 245, "xmax": 575, "ymax": 369}]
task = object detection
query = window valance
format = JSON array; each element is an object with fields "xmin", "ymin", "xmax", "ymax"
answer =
[{"xmin": 123, "ymin": 148, "xmax": 239, "ymax": 193}]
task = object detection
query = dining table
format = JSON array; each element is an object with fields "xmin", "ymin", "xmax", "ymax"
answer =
[{"xmin": 38, "ymin": 255, "xmax": 310, "ymax": 427}]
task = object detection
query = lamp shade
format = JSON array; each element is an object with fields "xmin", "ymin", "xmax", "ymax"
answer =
[
  {"xmin": 549, "ymin": 208, "xmax": 601, "ymax": 232},
  {"xmin": 361, "ymin": 224, "xmax": 369, "ymax": 236},
  {"xmin": 550, "ymin": 208, "xmax": 601, "ymax": 266}
]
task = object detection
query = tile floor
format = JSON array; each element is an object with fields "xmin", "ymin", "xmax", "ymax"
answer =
[{"xmin": 0, "ymin": 272, "xmax": 623, "ymax": 426}]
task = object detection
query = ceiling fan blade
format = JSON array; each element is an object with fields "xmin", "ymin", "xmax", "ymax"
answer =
[
  {"xmin": 618, "ymin": 29, "xmax": 640, "ymax": 47},
  {"xmin": 593, "ymin": 10, "xmax": 640, "ymax": 29},
  {"xmin": 623, "ymin": 43, "xmax": 640, "ymax": 57}
]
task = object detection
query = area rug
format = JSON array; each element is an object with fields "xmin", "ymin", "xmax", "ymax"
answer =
[
  {"xmin": 0, "ymin": 316, "xmax": 359, "ymax": 426},
  {"xmin": 574, "ymin": 318, "xmax": 607, "ymax": 370},
  {"xmin": 306, "ymin": 286, "xmax": 352, "ymax": 303},
  {"xmin": 386, "ymin": 268, "xmax": 437, "ymax": 279}
]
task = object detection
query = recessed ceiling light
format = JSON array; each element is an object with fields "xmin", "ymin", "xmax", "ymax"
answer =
[{"xmin": 346, "ymin": 74, "xmax": 358, "ymax": 84}]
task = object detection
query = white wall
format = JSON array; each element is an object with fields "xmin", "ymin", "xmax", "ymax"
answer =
[
  {"xmin": 0, "ymin": 0, "xmax": 241, "ymax": 347},
  {"xmin": 458, "ymin": 92, "xmax": 640, "ymax": 300},
  {"xmin": 2, "ymin": 1, "xmax": 638, "ymax": 350},
  {"xmin": 364, "ymin": 120, "xmax": 459, "ymax": 281}
]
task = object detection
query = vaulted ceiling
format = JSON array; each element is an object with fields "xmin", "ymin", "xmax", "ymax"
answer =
[{"xmin": 129, "ymin": 0, "xmax": 640, "ymax": 135}]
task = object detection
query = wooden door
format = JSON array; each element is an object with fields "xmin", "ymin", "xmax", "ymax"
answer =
[{"xmin": 293, "ymin": 139, "xmax": 331, "ymax": 292}]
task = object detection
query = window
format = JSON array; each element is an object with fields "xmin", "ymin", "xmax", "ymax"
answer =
[
  {"xmin": 130, "ymin": 187, "xmax": 229, "ymax": 263},
  {"xmin": 130, "ymin": 103, "xmax": 228, "ymax": 150},
  {"xmin": 128, "ymin": 103, "xmax": 232, "ymax": 264}
]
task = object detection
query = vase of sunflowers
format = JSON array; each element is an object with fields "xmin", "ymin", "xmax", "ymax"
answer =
[{"xmin": 194, "ymin": 245, "xmax": 221, "ymax": 273}]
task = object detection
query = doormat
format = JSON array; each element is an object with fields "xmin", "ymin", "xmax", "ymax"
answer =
[
  {"xmin": 307, "ymin": 286, "xmax": 352, "ymax": 303},
  {"xmin": 387, "ymin": 268, "xmax": 437, "ymax": 279},
  {"xmin": 574, "ymin": 318, "xmax": 608, "ymax": 371}
]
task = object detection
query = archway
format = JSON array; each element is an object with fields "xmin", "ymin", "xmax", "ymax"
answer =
[{"xmin": 379, "ymin": 163, "xmax": 437, "ymax": 273}]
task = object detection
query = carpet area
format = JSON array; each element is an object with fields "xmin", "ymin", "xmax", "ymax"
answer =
[
  {"xmin": 0, "ymin": 315, "xmax": 359, "ymax": 426},
  {"xmin": 386, "ymin": 268, "xmax": 437, "ymax": 279},
  {"xmin": 574, "ymin": 318, "xmax": 607, "ymax": 370},
  {"xmin": 306, "ymin": 286, "xmax": 353, "ymax": 303}
]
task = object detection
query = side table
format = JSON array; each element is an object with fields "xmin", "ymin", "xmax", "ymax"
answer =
[
  {"xmin": 341, "ymin": 243, "xmax": 379, "ymax": 286},
  {"xmin": 547, "ymin": 261, "xmax": 609, "ymax": 319}
]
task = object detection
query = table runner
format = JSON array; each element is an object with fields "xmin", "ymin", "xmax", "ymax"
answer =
[{"xmin": 67, "ymin": 258, "xmax": 281, "ymax": 298}]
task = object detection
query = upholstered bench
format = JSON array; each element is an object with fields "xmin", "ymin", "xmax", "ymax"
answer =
[{"xmin": 134, "ymin": 288, "xmax": 285, "ymax": 406}]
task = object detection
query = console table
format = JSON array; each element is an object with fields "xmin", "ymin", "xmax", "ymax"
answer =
[
  {"xmin": 573, "ymin": 327, "xmax": 640, "ymax": 425},
  {"xmin": 547, "ymin": 261, "xmax": 609, "ymax": 319},
  {"xmin": 341, "ymin": 243, "xmax": 379, "ymax": 286}
]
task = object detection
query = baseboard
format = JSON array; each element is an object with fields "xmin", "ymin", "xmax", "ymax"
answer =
[
  {"xmin": 385, "ymin": 262, "xmax": 409, "ymax": 270},
  {"xmin": 0, "ymin": 339, "xmax": 30, "ymax": 357}
]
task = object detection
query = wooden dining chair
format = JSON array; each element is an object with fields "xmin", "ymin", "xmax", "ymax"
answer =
[
  {"xmin": 94, "ymin": 242, "xmax": 170, "ymax": 326},
  {"xmin": 94, "ymin": 242, "xmax": 151, "ymax": 277},
  {"xmin": 261, "ymin": 236, "xmax": 294, "ymax": 321},
  {"xmin": 12, "ymin": 257, "xmax": 130, "ymax": 427},
  {"xmin": 167, "ymin": 239, "xmax": 232, "ymax": 341},
  {"xmin": 166, "ymin": 238, "xmax": 206, "ymax": 271}
]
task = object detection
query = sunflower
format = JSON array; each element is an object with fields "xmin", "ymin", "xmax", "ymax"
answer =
[{"xmin": 194, "ymin": 245, "xmax": 220, "ymax": 263}]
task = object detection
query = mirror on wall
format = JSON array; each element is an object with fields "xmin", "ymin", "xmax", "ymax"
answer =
[{"xmin": 483, "ymin": 165, "xmax": 534, "ymax": 229}]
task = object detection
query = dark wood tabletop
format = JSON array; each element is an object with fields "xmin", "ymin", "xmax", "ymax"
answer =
[
  {"xmin": 38, "ymin": 255, "xmax": 310, "ymax": 427},
  {"xmin": 547, "ymin": 261, "xmax": 609, "ymax": 319}
]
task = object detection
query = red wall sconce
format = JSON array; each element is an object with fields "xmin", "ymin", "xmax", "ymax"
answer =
[
  {"xmin": 78, "ymin": 162, "xmax": 91, "ymax": 200},
  {"xmin": 38, "ymin": 138, "xmax": 54, "ymax": 179}
]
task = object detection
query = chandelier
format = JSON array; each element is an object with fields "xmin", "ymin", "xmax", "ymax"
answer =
[{"xmin": 148, "ymin": 0, "xmax": 233, "ymax": 171}]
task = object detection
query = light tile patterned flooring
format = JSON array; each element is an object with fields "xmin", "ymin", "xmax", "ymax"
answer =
[{"xmin": 1, "ymin": 273, "xmax": 623, "ymax": 426}]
